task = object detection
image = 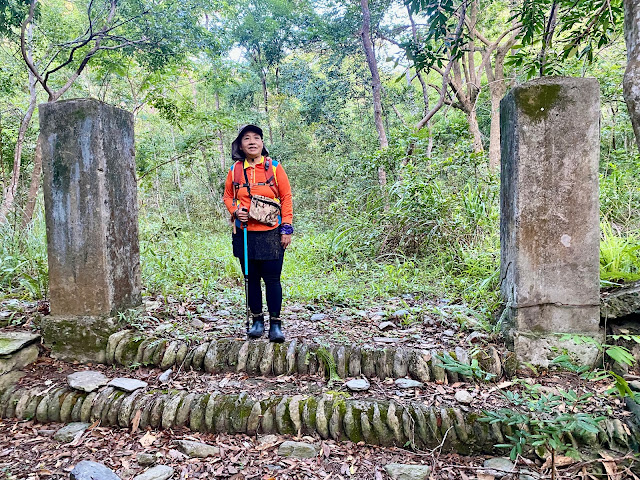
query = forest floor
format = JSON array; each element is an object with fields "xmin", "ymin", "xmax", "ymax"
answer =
[{"xmin": 1, "ymin": 297, "xmax": 639, "ymax": 479}]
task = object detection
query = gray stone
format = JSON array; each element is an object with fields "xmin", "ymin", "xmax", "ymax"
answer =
[
  {"xmin": 258, "ymin": 434, "xmax": 279, "ymax": 445},
  {"xmin": 394, "ymin": 378, "xmax": 423, "ymax": 389},
  {"xmin": 0, "ymin": 344, "xmax": 38, "ymax": 375},
  {"xmin": 68, "ymin": 371, "xmax": 109, "ymax": 392},
  {"xmin": 500, "ymin": 77, "xmax": 601, "ymax": 366},
  {"xmin": 191, "ymin": 318, "xmax": 205, "ymax": 329},
  {"xmin": 41, "ymin": 315, "xmax": 121, "ymax": 364},
  {"xmin": 278, "ymin": 441, "xmax": 318, "ymax": 459},
  {"xmin": 629, "ymin": 380, "xmax": 640, "ymax": 392},
  {"xmin": 40, "ymin": 99, "xmax": 141, "ymax": 317},
  {"xmin": 215, "ymin": 310, "xmax": 231, "ymax": 316},
  {"xmin": 384, "ymin": 463, "xmax": 431, "ymax": 480},
  {"xmin": 173, "ymin": 439, "xmax": 219, "ymax": 458},
  {"xmin": 0, "ymin": 331, "xmax": 40, "ymax": 355},
  {"xmin": 601, "ymin": 281, "xmax": 640, "ymax": 319},
  {"xmin": 309, "ymin": 313, "xmax": 327, "ymax": 322},
  {"xmin": 132, "ymin": 465, "xmax": 174, "ymax": 480},
  {"xmin": 520, "ymin": 470, "xmax": 540, "ymax": 480},
  {"xmin": 454, "ymin": 390, "xmax": 473, "ymax": 405},
  {"xmin": 378, "ymin": 321, "xmax": 396, "ymax": 331},
  {"xmin": 54, "ymin": 422, "xmax": 90, "ymax": 443},
  {"xmin": 391, "ymin": 310, "xmax": 410, "ymax": 320},
  {"xmin": 108, "ymin": 377, "xmax": 148, "ymax": 392},
  {"xmin": 345, "ymin": 378, "xmax": 370, "ymax": 391},
  {"xmin": 70, "ymin": 460, "xmax": 121, "ymax": 480},
  {"xmin": 484, "ymin": 457, "xmax": 516, "ymax": 476},
  {"xmin": 158, "ymin": 369, "xmax": 172, "ymax": 384},
  {"xmin": 0, "ymin": 371, "xmax": 24, "ymax": 394}
]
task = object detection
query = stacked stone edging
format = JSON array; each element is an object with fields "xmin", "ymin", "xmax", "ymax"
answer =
[
  {"xmin": 105, "ymin": 331, "xmax": 518, "ymax": 382},
  {"xmin": 0, "ymin": 380, "xmax": 634, "ymax": 455}
]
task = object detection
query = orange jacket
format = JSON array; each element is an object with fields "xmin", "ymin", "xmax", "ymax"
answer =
[{"xmin": 223, "ymin": 156, "xmax": 293, "ymax": 231}]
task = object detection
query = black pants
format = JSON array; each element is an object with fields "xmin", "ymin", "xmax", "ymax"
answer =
[{"xmin": 238, "ymin": 257, "xmax": 284, "ymax": 318}]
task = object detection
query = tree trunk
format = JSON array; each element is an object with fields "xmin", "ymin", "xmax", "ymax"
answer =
[
  {"xmin": 468, "ymin": 108, "xmax": 483, "ymax": 153},
  {"xmin": 487, "ymin": 83, "xmax": 505, "ymax": 171},
  {"xmin": 215, "ymin": 93, "xmax": 225, "ymax": 169},
  {"xmin": 261, "ymin": 72, "xmax": 274, "ymax": 145},
  {"xmin": 0, "ymin": 22, "xmax": 37, "ymax": 224},
  {"xmin": 624, "ymin": 0, "xmax": 640, "ymax": 152},
  {"xmin": 21, "ymin": 135, "xmax": 42, "ymax": 228},
  {"xmin": 360, "ymin": 0, "xmax": 388, "ymax": 150}
]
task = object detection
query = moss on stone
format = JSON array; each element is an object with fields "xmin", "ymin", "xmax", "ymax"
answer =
[
  {"xmin": 515, "ymin": 83, "xmax": 563, "ymax": 122},
  {"xmin": 151, "ymin": 339, "xmax": 168, "ymax": 366},
  {"xmin": 343, "ymin": 403, "xmax": 363, "ymax": 443},
  {"xmin": 190, "ymin": 394, "xmax": 208, "ymax": 432},
  {"xmin": 231, "ymin": 393, "xmax": 253, "ymax": 433},
  {"xmin": 301, "ymin": 397, "xmax": 318, "ymax": 434},
  {"xmin": 80, "ymin": 391, "xmax": 98, "ymax": 423},
  {"xmin": 117, "ymin": 336, "xmax": 145, "ymax": 365},
  {"xmin": 106, "ymin": 391, "xmax": 126, "ymax": 425}
]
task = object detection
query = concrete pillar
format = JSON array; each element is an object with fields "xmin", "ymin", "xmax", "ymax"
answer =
[
  {"xmin": 500, "ymin": 77, "xmax": 603, "ymax": 367},
  {"xmin": 40, "ymin": 99, "xmax": 141, "ymax": 362}
]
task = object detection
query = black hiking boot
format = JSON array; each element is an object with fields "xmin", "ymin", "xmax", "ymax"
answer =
[
  {"xmin": 247, "ymin": 315, "xmax": 265, "ymax": 339},
  {"xmin": 268, "ymin": 318, "xmax": 285, "ymax": 343}
]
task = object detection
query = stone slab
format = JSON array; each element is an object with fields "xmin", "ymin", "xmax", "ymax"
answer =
[
  {"xmin": 40, "ymin": 98, "xmax": 141, "ymax": 316},
  {"xmin": 514, "ymin": 332, "xmax": 602, "ymax": 368},
  {"xmin": 0, "ymin": 344, "xmax": 39, "ymax": 375},
  {"xmin": 68, "ymin": 371, "xmax": 110, "ymax": 392},
  {"xmin": 500, "ymin": 76, "xmax": 602, "ymax": 363},
  {"xmin": 0, "ymin": 331, "xmax": 40, "ymax": 356},
  {"xmin": 108, "ymin": 377, "xmax": 148, "ymax": 392},
  {"xmin": 42, "ymin": 315, "xmax": 121, "ymax": 364}
]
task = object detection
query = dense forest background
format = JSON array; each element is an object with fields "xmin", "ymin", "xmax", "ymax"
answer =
[{"xmin": 0, "ymin": 0, "xmax": 638, "ymax": 328}]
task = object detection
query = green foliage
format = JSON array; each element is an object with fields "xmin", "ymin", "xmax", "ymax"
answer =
[
  {"xmin": 481, "ymin": 385, "xmax": 605, "ymax": 463},
  {"xmin": 315, "ymin": 345, "xmax": 341, "ymax": 386},
  {"xmin": 434, "ymin": 352, "xmax": 496, "ymax": 381},
  {"xmin": 0, "ymin": 216, "xmax": 48, "ymax": 300},
  {"xmin": 600, "ymin": 222, "xmax": 640, "ymax": 283}
]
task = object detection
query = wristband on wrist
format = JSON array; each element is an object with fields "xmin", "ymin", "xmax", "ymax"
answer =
[{"xmin": 279, "ymin": 223, "xmax": 293, "ymax": 235}]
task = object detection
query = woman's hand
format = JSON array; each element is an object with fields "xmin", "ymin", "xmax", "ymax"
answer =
[
  {"xmin": 236, "ymin": 207, "xmax": 249, "ymax": 223},
  {"xmin": 281, "ymin": 234, "xmax": 292, "ymax": 249}
]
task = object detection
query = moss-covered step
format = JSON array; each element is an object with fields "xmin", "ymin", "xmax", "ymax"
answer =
[
  {"xmin": 105, "ymin": 331, "xmax": 518, "ymax": 383},
  {"xmin": 0, "ymin": 378, "xmax": 635, "ymax": 455}
]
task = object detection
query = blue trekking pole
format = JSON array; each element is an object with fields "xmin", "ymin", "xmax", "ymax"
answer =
[{"xmin": 243, "ymin": 220, "xmax": 250, "ymax": 335}]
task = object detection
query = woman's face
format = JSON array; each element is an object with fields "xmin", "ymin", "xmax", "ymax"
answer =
[{"xmin": 240, "ymin": 131, "xmax": 263, "ymax": 159}]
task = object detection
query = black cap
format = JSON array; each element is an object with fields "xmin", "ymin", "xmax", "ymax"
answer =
[{"xmin": 231, "ymin": 124, "xmax": 269, "ymax": 161}]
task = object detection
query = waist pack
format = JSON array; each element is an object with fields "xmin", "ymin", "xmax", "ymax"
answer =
[{"xmin": 249, "ymin": 195, "xmax": 281, "ymax": 226}]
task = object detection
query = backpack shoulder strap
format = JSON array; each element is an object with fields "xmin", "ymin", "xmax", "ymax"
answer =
[{"xmin": 264, "ymin": 158, "xmax": 279, "ymax": 196}]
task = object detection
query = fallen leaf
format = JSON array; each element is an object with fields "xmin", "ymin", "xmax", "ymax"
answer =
[
  {"xmin": 600, "ymin": 452, "xmax": 621, "ymax": 480},
  {"xmin": 131, "ymin": 410, "xmax": 142, "ymax": 434},
  {"xmin": 322, "ymin": 443, "xmax": 331, "ymax": 458},
  {"xmin": 477, "ymin": 474, "xmax": 495, "ymax": 480},
  {"xmin": 139, "ymin": 431, "xmax": 156, "ymax": 448}
]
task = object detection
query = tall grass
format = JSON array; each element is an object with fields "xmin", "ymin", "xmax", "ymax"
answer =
[{"xmin": 0, "ymin": 212, "xmax": 48, "ymax": 300}]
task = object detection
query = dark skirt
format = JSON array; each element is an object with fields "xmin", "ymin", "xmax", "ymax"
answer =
[{"xmin": 232, "ymin": 227, "xmax": 284, "ymax": 260}]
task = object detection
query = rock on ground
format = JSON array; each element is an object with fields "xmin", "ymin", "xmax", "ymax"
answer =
[
  {"xmin": 384, "ymin": 463, "xmax": 432, "ymax": 480},
  {"xmin": 173, "ymin": 439, "xmax": 219, "ymax": 458},
  {"xmin": 54, "ymin": 422, "xmax": 90, "ymax": 443},
  {"xmin": 67, "ymin": 371, "xmax": 109, "ymax": 392},
  {"xmin": 70, "ymin": 460, "xmax": 121, "ymax": 480},
  {"xmin": 278, "ymin": 441, "xmax": 318, "ymax": 459},
  {"xmin": 132, "ymin": 465, "xmax": 174, "ymax": 480},
  {"xmin": 345, "ymin": 378, "xmax": 370, "ymax": 392}
]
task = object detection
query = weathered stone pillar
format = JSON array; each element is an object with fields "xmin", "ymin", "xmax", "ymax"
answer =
[
  {"xmin": 500, "ymin": 77, "xmax": 603, "ymax": 366},
  {"xmin": 40, "ymin": 99, "xmax": 141, "ymax": 362}
]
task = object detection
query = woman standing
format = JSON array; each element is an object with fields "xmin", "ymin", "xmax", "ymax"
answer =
[{"xmin": 223, "ymin": 125, "xmax": 293, "ymax": 342}]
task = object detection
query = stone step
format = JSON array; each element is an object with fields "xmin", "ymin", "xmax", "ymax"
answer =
[
  {"xmin": 0, "ymin": 373, "xmax": 634, "ymax": 456},
  {"xmin": 105, "ymin": 330, "xmax": 516, "ymax": 383}
]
